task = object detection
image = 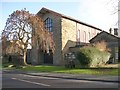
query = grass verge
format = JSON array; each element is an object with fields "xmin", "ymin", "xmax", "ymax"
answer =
[
  {"xmin": 3, "ymin": 63, "xmax": 119, "ymax": 76},
  {"xmin": 17, "ymin": 65, "xmax": 120, "ymax": 76}
]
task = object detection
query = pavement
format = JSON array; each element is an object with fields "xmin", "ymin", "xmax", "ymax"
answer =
[{"xmin": 3, "ymin": 69, "xmax": 120, "ymax": 83}]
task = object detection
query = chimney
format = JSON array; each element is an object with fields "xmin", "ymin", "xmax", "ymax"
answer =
[
  {"xmin": 109, "ymin": 28, "xmax": 112, "ymax": 34},
  {"xmin": 114, "ymin": 28, "xmax": 118, "ymax": 36}
]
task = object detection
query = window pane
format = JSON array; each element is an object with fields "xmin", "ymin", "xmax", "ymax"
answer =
[{"xmin": 44, "ymin": 17, "xmax": 53, "ymax": 33}]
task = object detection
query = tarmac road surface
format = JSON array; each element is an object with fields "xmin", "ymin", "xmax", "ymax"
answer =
[{"xmin": 2, "ymin": 71, "xmax": 119, "ymax": 88}]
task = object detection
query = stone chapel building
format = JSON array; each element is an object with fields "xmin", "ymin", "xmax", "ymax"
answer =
[
  {"xmin": 90, "ymin": 29, "xmax": 120, "ymax": 63},
  {"xmin": 30, "ymin": 7, "xmax": 102, "ymax": 65}
]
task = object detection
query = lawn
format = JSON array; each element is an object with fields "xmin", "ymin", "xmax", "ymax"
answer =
[
  {"xmin": 18, "ymin": 65, "xmax": 119, "ymax": 76},
  {"xmin": 3, "ymin": 63, "xmax": 119, "ymax": 76}
]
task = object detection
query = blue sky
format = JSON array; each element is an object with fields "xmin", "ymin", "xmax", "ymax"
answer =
[
  {"xmin": 0, "ymin": 0, "xmax": 118, "ymax": 36},
  {"xmin": 1, "ymin": 2, "xmax": 80, "ymax": 31}
]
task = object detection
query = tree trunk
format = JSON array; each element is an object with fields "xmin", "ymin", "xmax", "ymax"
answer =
[{"xmin": 23, "ymin": 49, "xmax": 27, "ymax": 65}]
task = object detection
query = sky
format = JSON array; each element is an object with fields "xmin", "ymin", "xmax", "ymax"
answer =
[{"xmin": 0, "ymin": 0, "xmax": 118, "ymax": 36}]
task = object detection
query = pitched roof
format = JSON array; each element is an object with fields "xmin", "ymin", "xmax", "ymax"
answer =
[
  {"xmin": 89, "ymin": 31, "xmax": 120, "ymax": 42},
  {"xmin": 37, "ymin": 7, "xmax": 103, "ymax": 31}
]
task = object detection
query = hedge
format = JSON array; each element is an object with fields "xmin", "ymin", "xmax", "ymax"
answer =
[{"xmin": 76, "ymin": 46, "xmax": 111, "ymax": 68}]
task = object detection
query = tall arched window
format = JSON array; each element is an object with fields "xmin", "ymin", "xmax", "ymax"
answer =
[
  {"xmin": 88, "ymin": 32, "xmax": 90, "ymax": 40},
  {"xmin": 83, "ymin": 31, "xmax": 86, "ymax": 43},
  {"xmin": 76, "ymin": 30, "xmax": 80, "ymax": 45},
  {"xmin": 44, "ymin": 17, "xmax": 53, "ymax": 33},
  {"xmin": 77, "ymin": 30, "xmax": 80, "ymax": 41}
]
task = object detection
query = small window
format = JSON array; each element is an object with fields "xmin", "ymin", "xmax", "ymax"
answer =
[{"xmin": 77, "ymin": 30, "xmax": 80, "ymax": 41}]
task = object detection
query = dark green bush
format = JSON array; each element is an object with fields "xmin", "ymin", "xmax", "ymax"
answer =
[{"xmin": 76, "ymin": 46, "xmax": 110, "ymax": 68}]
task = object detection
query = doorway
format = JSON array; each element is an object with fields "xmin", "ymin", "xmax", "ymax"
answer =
[{"xmin": 44, "ymin": 50, "xmax": 53, "ymax": 64}]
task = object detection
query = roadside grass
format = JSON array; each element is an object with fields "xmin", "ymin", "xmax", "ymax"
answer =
[
  {"xmin": 18, "ymin": 65, "xmax": 119, "ymax": 76},
  {"xmin": 2, "ymin": 63, "xmax": 20, "ymax": 70},
  {"xmin": 3, "ymin": 63, "xmax": 119, "ymax": 76},
  {"xmin": 2, "ymin": 63, "xmax": 15, "ymax": 68}
]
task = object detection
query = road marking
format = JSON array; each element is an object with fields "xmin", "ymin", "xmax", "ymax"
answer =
[
  {"xmin": 11, "ymin": 78, "xmax": 50, "ymax": 87},
  {"xmin": 22, "ymin": 74, "xmax": 59, "ymax": 80}
]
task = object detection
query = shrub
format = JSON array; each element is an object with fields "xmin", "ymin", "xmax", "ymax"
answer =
[{"xmin": 76, "ymin": 46, "xmax": 111, "ymax": 68}]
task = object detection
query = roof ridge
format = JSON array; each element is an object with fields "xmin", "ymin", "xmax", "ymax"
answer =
[
  {"xmin": 37, "ymin": 7, "xmax": 103, "ymax": 31},
  {"xmin": 102, "ymin": 31, "xmax": 120, "ymax": 38},
  {"xmin": 90, "ymin": 31, "xmax": 120, "ymax": 42}
]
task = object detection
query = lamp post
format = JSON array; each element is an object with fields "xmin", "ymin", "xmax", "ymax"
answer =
[{"xmin": 118, "ymin": 1, "xmax": 120, "ymax": 62}]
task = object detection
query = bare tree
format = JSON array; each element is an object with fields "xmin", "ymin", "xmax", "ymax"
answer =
[
  {"xmin": 29, "ymin": 15, "xmax": 55, "ymax": 54},
  {"xmin": 2, "ymin": 9, "xmax": 55, "ymax": 65},
  {"xmin": 107, "ymin": 0, "xmax": 120, "ymax": 14},
  {"xmin": 107, "ymin": 0, "xmax": 120, "ymax": 61}
]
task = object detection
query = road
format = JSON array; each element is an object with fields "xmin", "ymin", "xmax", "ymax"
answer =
[{"xmin": 2, "ymin": 71, "xmax": 119, "ymax": 88}]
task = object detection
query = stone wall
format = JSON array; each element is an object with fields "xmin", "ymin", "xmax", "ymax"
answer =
[
  {"xmin": 61, "ymin": 18, "xmax": 77, "ymax": 53},
  {"xmin": 61, "ymin": 18, "xmax": 76, "ymax": 65},
  {"xmin": 61, "ymin": 17, "xmax": 101, "ymax": 65}
]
